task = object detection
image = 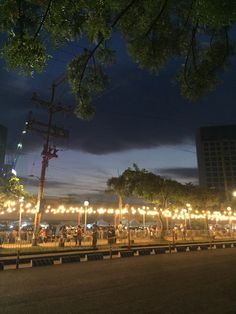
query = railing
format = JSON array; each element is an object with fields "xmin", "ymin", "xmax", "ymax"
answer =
[{"xmin": 1, "ymin": 229, "xmax": 236, "ymax": 253}]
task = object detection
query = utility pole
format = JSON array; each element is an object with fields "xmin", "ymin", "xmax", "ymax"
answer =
[{"xmin": 27, "ymin": 82, "xmax": 71, "ymax": 245}]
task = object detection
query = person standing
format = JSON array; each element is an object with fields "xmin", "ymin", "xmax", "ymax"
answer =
[
  {"xmin": 59, "ymin": 225, "xmax": 67, "ymax": 247},
  {"xmin": 39, "ymin": 228, "xmax": 46, "ymax": 243},
  {"xmin": 180, "ymin": 223, "xmax": 186, "ymax": 240},
  {"xmin": 108, "ymin": 225, "xmax": 116, "ymax": 245},
  {"xmin": 117, "ymin": 222, "xmax": 123, "ymax": 240},
  {"xmin": 172, "ymin": 225, "xmax": 178, "ymax": 244},
  {"xmin": 77, "ymin": 225, "xmax": 83, "ymax": 246},
  {"xmin": 92, "ymin": 223, "xmax": 98, "ymax": 249}
]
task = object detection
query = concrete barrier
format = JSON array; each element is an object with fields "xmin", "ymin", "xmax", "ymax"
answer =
[
  {"xmin": 138, "ymin": 249, "xmax": 151, "ymax": 256},
  {"xmin": 0, "ymin": 262, "xmax": 4, "ymax": 271},
  {"xmin": 87, "ymin": 253, "xmax": 104, "ymax": 261},
  {"xmin": 209, "ymin": 244, "xmax": 216, "ymax": 249},
  {"xmin": 154, "ymin": 247, "xmax": 167, "ymax": 254},
  {"xmin": 189, "ymin": 245, "xmax": 199, "ymax": 251},
  {"xmin": 120, "ymin": 251, "xmax": 134, "ymax": 258},
  {"xmin": 176, "ymin": 246, "xmax": 187, "ymax": 253},
  {"xmin": 199, "ymin": 245, "xmax": 209, "ymax": 250},
  {"xmin": 61, "ymin": 255, "xmax": 80, "ymax": 264},
  {"xmin": 32, "ymin": 258, "xmax": 54, "ymax": 267}
]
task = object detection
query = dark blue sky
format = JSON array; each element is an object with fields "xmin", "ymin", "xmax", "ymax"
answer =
[{"xmin": 1, "ymin": 34, "xmax": 236, "ymax": 200}]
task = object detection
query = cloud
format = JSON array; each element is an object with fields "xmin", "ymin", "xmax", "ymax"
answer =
[
  {"xmin": 1, "ymin": 41, "xmax": 236, "ymax": 157},
  {"xmin": 51, "ymin": 62, "xmax": 236, "ymax": 155},
  {"xmin": 20, "ymin": 176, "xmax": 78, "ymax": 189},
  {"xmin": 153, "ymin": 167, "xmax": 198, "ymax": 184},
  {"xmin": 20, "ymin": 173, "xmax": 107, "ymax": 196},
  {"xmin": 157, "ymin": 167, "xmax": 198, "ymax": 178}
]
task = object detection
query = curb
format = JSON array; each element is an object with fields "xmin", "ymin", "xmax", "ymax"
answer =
[{"xmin": 1, "ymin": 242, "xmax": 236, "ymax": 270}]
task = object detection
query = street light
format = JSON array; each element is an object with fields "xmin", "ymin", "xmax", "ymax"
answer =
[
  {"xmin": 231, "ymin": 191, "xmax": 236, "ymax": 235},
  {"xmin": 186, "ymin": 203, "xmax": 192, "ymax": 229},
  {"xmin": 186, "ymin": 203, "xmax": 193, "ymax": 240},
  {"xmin": 125, "ymin": 204, "xmax": 131, "ymax": 250},
  {"xmin": 182, "ymin": 208, "xmax": 187, "ymax": 226},
  {"xmin": 142, "ymin": 206, "xmax": 146, "ymax": 227},
  {"xmin": 227, "ymin": 206, "xmax": 232, "ymax": 235},
  {"xmin": 77, "ymin": 210, "xmax": 81, "ymax": 226},
  {"xmin": 18, "ymin": 197, "xmax": 24, "ymax": 241},
  {"xmin": 84, "ymin": 201, "xmax": 89, "ymax": 232}
]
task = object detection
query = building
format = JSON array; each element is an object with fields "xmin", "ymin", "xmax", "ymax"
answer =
[
  {"xmin": 196, "ymin": 125, "xmax": 236, "ymax": 197},
  {"xmin": 0, "ymin": 124, "xmax": 7, "ymax": 170}
]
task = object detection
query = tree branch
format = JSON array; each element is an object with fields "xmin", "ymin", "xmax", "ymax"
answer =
[
  {"xmin": 33, "ymin": 0, "xmax": 53, "ymax": 40},
  {"xmin": 111, "ymin": 0, "xmax": 140, "ymax": 27},
  {"xmin": 183, "ymin": 22, "xmax": 198, "ymax": 90},
  {"xmin": 145, "ymin": 0, "xmax": 169, "ymax": 37},
  {"xmin": 77, "ymin": 0, "xmax": 140, "ymax": 96},
  {"xmin": 78, "ymin": 39, "xmax": 104, "ymax": 95},
  {"xmin": 17, "ymin": 0, "xmax": 24, "ymax": 40},
  {"xmin": 207, "ymin": 27, "xmax": 230, "ymax": 76},
  {"xmin": 183, "ymin": 0, "xmax": 195, "ymax": 28}
]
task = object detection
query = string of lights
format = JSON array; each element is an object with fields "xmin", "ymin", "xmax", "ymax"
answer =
[{"xmin": 1, "ymin": 200, "xmax": 236, "ymax": 222}]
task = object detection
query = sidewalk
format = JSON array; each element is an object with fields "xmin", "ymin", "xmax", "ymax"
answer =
[{"xmin": 1, "ymin": 235, "xmax": 235, "ymax": 254}]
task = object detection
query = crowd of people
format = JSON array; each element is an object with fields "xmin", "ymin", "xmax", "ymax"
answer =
[
  {"xmin": 0, "ymin": 222, "xmax": 234, "ymax": 246},
  {"xmin": 57, "ymin": 223, "xmax": 117, "ymax": 248}
]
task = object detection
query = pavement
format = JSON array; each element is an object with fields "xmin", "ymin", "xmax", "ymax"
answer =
[
  {"xmin": 1, "ymin": 248, "xmax": 236, "ymax": 314},
  {"xmin": 1, "ymin": 235, "xmax": 235, "ymax": 251}
]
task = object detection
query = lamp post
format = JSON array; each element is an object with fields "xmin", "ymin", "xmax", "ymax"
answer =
[
  {"xmin": 186, "ymin": 203, "xmax": 193, "ymax": 240},
  {"xmin": 84, "ymin": 201, "xmax": 89, "ymax": 232},
  {"xmin": 77, "ymin": 211, "xmax": 81, "ymax": 226},
  {"xmin": 18, "ymin": 197, "xmax": 24, "ymax": 241},
  {"xmin": 205, "ymin": 211, "xmax": 210, "ymax": 237},
  {"xmin": 227, "ymin": 206, "xmax": 232, "ymax": 235},
  {"xmin": 182, "ymin": 208, "xmax": 187, "ymax": 226},
  {"xmin": 186, "ymin": 203, "xmax": 192, "ymax": 229},
  {"xmin": 142, "ymin": 206, "xmax": 146, "ymax": 228},
  {"xmin": 231, "ymin": 191, "xmax": 236, "ymax": 235},
  {"xmin": 125, "ymin": 204, "xmax": 131, "ymax": 250}
]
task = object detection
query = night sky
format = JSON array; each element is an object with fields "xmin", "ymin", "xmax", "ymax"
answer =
[{"xmin": 1, "ymin": 34, "xmax": 236, "ymax": 200}]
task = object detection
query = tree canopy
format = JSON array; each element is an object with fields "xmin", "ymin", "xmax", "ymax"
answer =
[
  {"xmin": 1, "ymin": 0, "xmax": 236, "ymax": 119},
  {"xmin": 0, "ymin": 176, "xmax": 32, "ymax": 206},
  {"xmin": 107, "ymin": 164, "xmax": 222, "ymax": 211}
]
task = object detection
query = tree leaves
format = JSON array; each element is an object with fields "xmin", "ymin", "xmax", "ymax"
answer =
[
  {"xmin": 0, "ymin": 176, "xmax": 32, "ymax": 205},
  {"xmin": 1, "ymin": 34, "xmax": 48, "ymax": 76},
  {"xmin": 175, "ymin": 27, "xmax": 233, "ymax": 101},
  {"xmin": 1, "ymin": 0, "xmax": 236, "ymax": 118},
  {"xmin": 107, "ymin": 164, "xmax": 222, "ymax": 211},
  {"xmin": 67, "ymin": 50, "xmax": 108, "ymax": 119}
]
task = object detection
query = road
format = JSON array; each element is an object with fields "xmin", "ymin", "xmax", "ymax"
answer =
[{"xmin": 1, "ymin": 249, "xmax": 236, "ymax": 314}]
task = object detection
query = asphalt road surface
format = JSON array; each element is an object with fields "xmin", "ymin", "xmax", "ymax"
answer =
[{"xmin": 1, "ymin": 249, "xmax": 236, "ymax": 314}]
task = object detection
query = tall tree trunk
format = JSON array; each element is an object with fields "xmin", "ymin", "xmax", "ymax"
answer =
[
  {"xmin": 157, "ymin": 213, "xmax": 164, "ymax": 241},
  {"xmin": 118, "ymin": 193, "xmax": 123, "ymax": 223}
]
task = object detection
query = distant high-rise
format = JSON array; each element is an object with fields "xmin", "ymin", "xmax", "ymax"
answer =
[
  {"xmin": 196, "ymin": 125, "xmax": 236, "ymax": 197},
  {"xmin": 0, "ymin": 124, "xmax": 7, "ymax": 169}
]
